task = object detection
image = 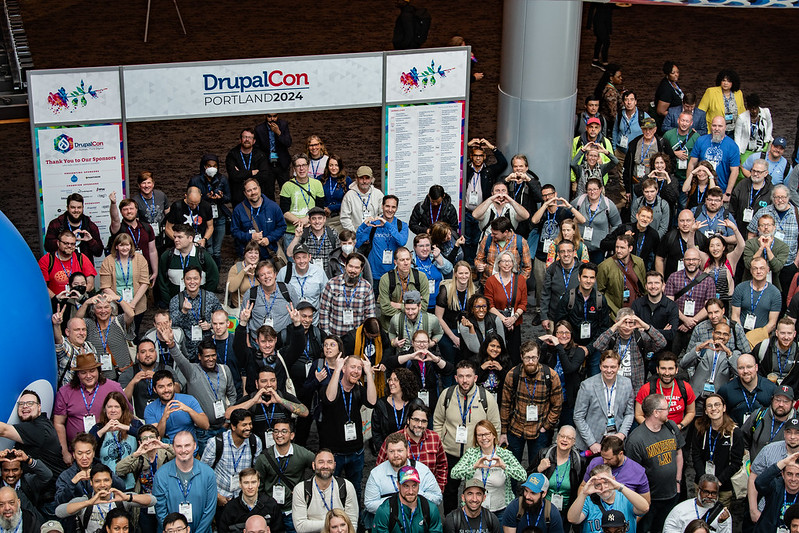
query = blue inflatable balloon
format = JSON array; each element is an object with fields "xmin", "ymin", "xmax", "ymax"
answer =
[{"xmin": 0, "ymin": 210, "xmax": 56, "ymax": 448}]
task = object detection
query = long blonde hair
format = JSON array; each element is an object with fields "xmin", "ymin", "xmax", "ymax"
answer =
[
  {"xmin": 444, "ymin": 261, "xmax": 476, "ymax": 311},
  {"xmin": 555, "ymin": 219, "xmax": 583, "ymax": 248},
  {"xmin": 322, "ymin": 509, "xmax": 355, "ymax": 533}
]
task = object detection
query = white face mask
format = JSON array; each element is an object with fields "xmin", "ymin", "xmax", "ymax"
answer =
[
  {"xmin": 205, "ymin": 166, "xmax": 218, "ymax": 178},
  {"xmin": 341, "ymin": 244, "xmax": 354, "ymax": 255}
]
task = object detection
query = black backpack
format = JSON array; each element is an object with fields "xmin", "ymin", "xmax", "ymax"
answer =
[
  {"xmin": 79, "ymin": 501, "xmax": 124, "ymax": 532},
  {"xmin": 388, "ymin": 268, "xmax": 421, "ymax": 298},
  {"xmin": 442, "ymin": 384, "xmax": 489, "ymax": 412},
  {"xmin": 410, "ymin": 6, "xmax": 431, "ymax": 48},
  {"xmin": 566, "ymin": 288, "xmax": 604, "ymax": 313},
  {"xmin": 357, "ymin": 220, "xmax": 404, "ymax": 258},
  {"xmin": 46, "ymin": 251, "xmax": 86, "ymax": 276},
  {"xmin": 515, "ymin": 497, "xmax": 551, "ymax": 527},
  {"xmin": 211, "ymin": 433, "xmax": 258, "ymax": 469},
  {"xmin": 386, "ymin": 493, "xmax": 431, "ymax": 533},
  {"xmin": 303, "ymin": 477, "xmax": 349, "ymax": 507},
  {"xmin": 248, "ymin": 282, "xmax": 293, "ymax": 309},
  {"xmin": 507, "ymin": 364, "xmax": 553, "ymax": 421}
]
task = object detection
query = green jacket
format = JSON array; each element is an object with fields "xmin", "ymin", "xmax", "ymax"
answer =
[
  {"xmin": 373, "ymin": 495, "xmax": 442, "ymax": 533},
  {"xmin": 254, "ymin": 443, "xmax": 315, "ymax": 511},
  {"xmin": 596, "ymin": 255, "xmax": 647, "ymax": 319},
  {"xmin": 378, "ymin": 268, "xmax": 430, "ymax": 329},
  {"xmin": 742, "ymin": 237, "xmax": 790, "ymax": 290}
]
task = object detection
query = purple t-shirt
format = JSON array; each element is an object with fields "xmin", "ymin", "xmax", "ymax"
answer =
[
  {"xmin": 583, "ymin": 456, "xmax": 650, "ymax": 494},
  {"xmin": 54, "ymin": 379, "xmax": 127, "ymax": 442}
]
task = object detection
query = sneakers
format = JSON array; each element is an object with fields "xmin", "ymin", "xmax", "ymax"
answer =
[{"xmin": 591, "ymin": 60, "xmax": 606, "ymax": 71}]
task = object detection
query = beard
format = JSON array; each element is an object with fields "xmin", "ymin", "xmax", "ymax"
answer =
[
  {"xmin": 346, "ymin": 274, "xmax": 360, "ymax": 285},
  {"xmin": 712, "ymin": 132, "xmax": 725, "ymax": 143},
  {"xmin": 0, "ymin": 509, "xmax": 21, "ymax": 531},
  {"xmin": 315, "ymin": 468, "xmax": 333, "ymax": 481}
]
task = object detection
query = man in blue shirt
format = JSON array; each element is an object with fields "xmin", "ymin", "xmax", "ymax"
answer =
[
  {"xmin": 687, "ymin": 116, "xmax": 740, "ymax": 202},
  {"xmin": 718, "ymin": 353, "xmax": 777, "ymax": 426},
  {"xmin": 144, "ymin": 369, "xmax": 209, "ymax": 442},
  {"xmin": 356, "ymin": 195, "xmax": 409, "ymax": 292},
  {"xmin": 501, "ymin": 473, "xmax": 565, "ymax": 533},
  {"xmin": 742, "ymin": 137, "xmax": 792, "ymax": 185}
]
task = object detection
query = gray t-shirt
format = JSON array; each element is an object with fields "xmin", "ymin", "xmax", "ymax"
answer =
[
  {"xmin": 731, "ymin": 282, "xmax": 781, "ymax": 331},
  {"xmin": 624, "ymin": 420, "xmax": 685, "ymax": 500}
]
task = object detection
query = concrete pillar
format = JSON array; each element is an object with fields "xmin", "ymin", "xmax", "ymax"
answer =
[{"xmin": 497, "ymin": 0, "xmax": 582, "ymax": 195}]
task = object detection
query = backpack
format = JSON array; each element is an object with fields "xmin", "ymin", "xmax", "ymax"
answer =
[
  {"xmin": 248, "ymin": 282, "xmax": 293, "ymax": 308},
  {"xmin": 303, "ymin": 477, "xmax": 349, "ymax": 507},
  {"xmin": 211, "ymin": 433, "xmax": 258, "ymax": 470},
  {"xmin": 749, "ymin": 407, "xmax": 768, "ymax": 439},
  {"xmin": 507, "ymin": 364, "xmax": 553, "ymax": 420},
  {"xmin": 575, "ymin": 193, "xmax": 612, "ymax": 214},
  {"xmin": 46, "ymin": 251, "xmax": 86, "ymax": 276},
  {"xmin": 515, "ymin": 497, "xmax": 552, "ymax": 526},
  {"xmin": 566, "ymin": 288, "xmax": 604, "ymax": 314},
  {"xmin": 482, "ymin": 234, "xmax": 525, "ymax": 261},
  {"xmin": 358, "ymin": 220, "xmax": 404, "ymax": 258},
  {"xmin": 443, "ymin": 384, "xmax": 489, "ymax": 413},
  {"xmin": 647, "ymin": 377, "xmax": 688, "ymax": 406},
  {"xmin": 178, "ymin": 289, "xmax": 208, "ymax": 320},
  {"xmin": 388, "ymin": 268, "xmax": 421, "ymax": 299},
  {"xmin": 410, "ymin": 6, "xmax": 431, "ymax": 48},
  {"xmin": 80, "ymin": 501, "xmax": 124, "ymax": 532},
  {"xmin": 386, "ymin": 493, "xmax": 431, "ymax": 533}
]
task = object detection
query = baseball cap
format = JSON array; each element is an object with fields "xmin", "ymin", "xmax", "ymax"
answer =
[
  {"xmin": 464, "ymin": 479, "xmax": 486, "ymax": 491},
  {"xmin": 295, "ymin": 300, "xmax": 316, "ymax": 312},
  {"xmin": 398, "ymin": 465, "xmax": 421, "ymax": 484},
  {"xmin": 776, "ymin": 385, "xmax": 795, "ymax": 402},
  {"xmin": 773, "ymin": 137, "xmax": 788, "ymax": 148},
  {"xmin": 41, "ymin": 522, "xmax": 64, "ymax": 533},
  {"xmin": 786, "ymin": 416, "xmax": 799, "ymax": 432},
  {"xmin": 601, "ymin": 509, "xmax": 627, "ymax": 529},
  {"xmin": 293, "ymin": 243, "xmax": 311, "ymax": 256},
  {"xmin": 307, "ymin": 206, "xmax": 326, "ymax": 218},
  {"xmin": 641, "ymin": 117, "xmax": 657, "ymax": 129},
  {"xmin": 586, "ymin": 117, "xmax": 601, "ymax": 126},
  {"xmin": 403, "ymin": 290, "xmax": 422, "ymax": 305},
  {"xmin": 356, "ymin": 165, "xmax": 373, "ymax": 178},
  {"xmin": 521, "ymin": 473, "xmax": 549, "ymax": 494}
]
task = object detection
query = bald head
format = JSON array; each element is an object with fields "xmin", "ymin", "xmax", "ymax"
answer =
[
  {"xmin": 187, "ymin": 187, "xmax": 202, "ymax": 203},
  {"xmin": 244, "ymin": 515, "xmax": 267, "ymax": 533},
  {"xmin": 0, "ymin": 487, "xmax": 17, "ymax": 501}
]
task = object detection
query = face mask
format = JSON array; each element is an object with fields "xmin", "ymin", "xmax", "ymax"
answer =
[
  {"xmin": 205, "ymin": 166, "xmax": 218, "ymax": 178},
  {"xmin": 71, "ymin": 285, "xmax": 87, "ymax": 295},
  {"xmin": 341, "ymin": 244, "xmax": 354, "ymax": 255}
]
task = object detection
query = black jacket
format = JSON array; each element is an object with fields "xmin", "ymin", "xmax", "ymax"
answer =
[
  {"xmin": 226, "ymin": 145, "xmax": 271, "ymax": 206},
  {"xmin": 691, "ymin": 426, "xmax": 744, "ymax": 492},
  {"xmin": 622, "ymin": 134, "xmax": 667, "ymax": 195},
  {"xmin": 530, "ymin": 445, "xmax": 583, "ymax": 506},
  {"xmin": 254, "ymin": 118, "xmax": 292, "ymax": 170},
  {"xmin": 235, "ymin": 324, "xmax": 293, "ymax": 395},
  {"xmin": 755, "ymin": 463, "xmax": 796, "ymax": 533},
  {"xmin": 409, "ymin": 195, "xmax": 460, "ymax": 235},
  {"xmin": 630, "ymin": 294, "xmax": 680, "ymax": 344},
  {"xmin": 729, "ymin": 177, "xmax": 773, "ymax": 230},
  {"xmin": 540, "ymin": 343, "xmax": 586, "ymax": 409},
  {"xmin": 217, "ymin": 493, "xmax": 284, "ymax": 533},
  {"xmin": 505, "ymin": 171, "xmax": 543, "ymax": 239},
  {"xmin": 466, "ymin": 149, "xmax": 508, "ymax": 206},
  {"xmin": 754, "ymin": 338, "xmax": 799, "ymax": 391}
]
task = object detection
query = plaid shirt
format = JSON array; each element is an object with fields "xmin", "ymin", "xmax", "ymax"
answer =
[
  {"xmin": 300, "ymin": 227, "xmax": 339, "ymax": 271},
  {"xmin": 500, "ymin": 365, "xmax": 563, "ymax": 439},
  {"xmin": 592, "ymin": 327, "xmax": 667, "ymax": 392},
  {"xmin": 200, "ymin": 429, "xmax": 263, "ymax": 498},
  {"xmin": 748, "ymin": 205, "xmax": 799, "ymax": 267},
  {"xmin": 664, "ymin": 269, "xmax": 717, "ymax": 319},
  {"xmin": 319, "ymin": 275, "xmax": 376, "ymax": 336},
  {"xmin": 474, "ymin": 233, "xmax": 532, "ymax": 282},
  {"xmin": 376, "ymin": 428, "xmax": 448, "ymax": 491},
  {"xmin": 56, "ymin": 339, "xmax": 98, "ymax": 388}
]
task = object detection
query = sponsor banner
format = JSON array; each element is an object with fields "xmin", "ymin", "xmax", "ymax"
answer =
[
  {"xmin": 36, "ymin": 123, "xmax": 125, "ymax": 268},
  {"xmin": 122, "ymin": 53, "xmax": 384, "ymax": 120},
  {"xmin": 385, "ymin": 49, "xmax": 469, "ymax": 104},
  {"xmin": 28, "ymin": 68, "xmax": 122, "ymax": 125},
  {"xmin": 384, "ymin": 101, "xmax": 465, "ymax": 235}
]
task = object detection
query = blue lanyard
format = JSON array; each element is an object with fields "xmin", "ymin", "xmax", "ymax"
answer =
[
  {"xmin": 310, "ymin": 158, "xmax": 323, "ymax": 178},
  {"xmin": 293, "ymin": 180, "xmax": 313, "ymax": 208},
  {"xmin": 296, "ymin": 275, "xmax": 308, "ymax": 298},
  {"xmin": 276, "ymin": 454, "xmax": 292, "ymax": 474},
  {"xmin": 524, "ymin": 376, "xmax": 538, "ymax": 410},
  {"xmin": 636, "ymin": 233, "xmax": 646, "ymax": 257},
  {"xmin": 250, "ymin": 203, "xmax": 262, "ymax": 219},
  {"xmin": 141, "ymin": 194, "xmax": 156, "ymax": 217},
  {"xmin": 605, "ymin": 381, "xmax": 616, "ymax": 413},
  {"xmin": 708, "ymin": 350, "xmax": 722, "ymax": 381},
  {"xmin": 188, "ymin": 208, "xmax": 199, "ymax": 230},
  {"xmin": 341, "ymin": 384, "xmax": 353, "ymax": 421},
  {"xmin": 177, "ymin": 477, "xmax": 193, "ymax": 502},
  {"xmin": 458, "ymin": 289, "xmax": 468, "ymax": 312},
  {"xmin": 358, "ymin": 191, "xmax": 372, "ymax": 211},
  {"xmin": 783, "ymin": 491, "xmax": 799, "ymax": 520},
  {"xmin": 640, "ymin": 139, "xmax": 655, "ymax": 164},
  {"xmin": 186, "ymin": 291, "xmax": 203, "ymax": 323},
  {"xmin": 400, "ymin": 502, "xmax": 417, "ymax": 533},
  {"xmin": 260, "ymin": 404, "xmax": 277, "ymax": 429},
  {"xmin": 750, "ymin": 186, "xmax": 763, "ymax": 208},
  {"xmin": 618, "ymin": 260, "xmax": 627, "ymax": 289},
  {"xmin": 697, "ymin": 186, "xmax": 707, "ymax": 205},
  {"xmin": 409, "ymin": 436, "xmax": 424, "ymax": 463},
  {"xmin": 404, "ymin": 315, "xmax": 421, "ymax": 344},
  {"xmin": 58, "ymin": 255, "xmax": 75, "ymax": 278},
  {"xmin": 742, "ymin": 388, "xmax": 756, "ymax": 414},
  {"xmin": 683, "ymin": 271, "xmax": 696, "ymax": 300},
  {"xmin": 111, "ymin": 432, "xmax": 124, "ymax": 460},
  {"xmin": 68, "ymin": 220, "xmax": 83, "ymax": 232},
  {"xmin": 216, "ymin": 338, "xmax": 228, "ymax": 365},
  {"xmin": 391, "ymin": 397, "xmax": 406, "ymax": 430},
  {"xmin": 458, "ymin": 390, "xmax": 478, "ymax": 425},
  {"xmin": 707, "ymin": 427, "xmax": 720, "ymax": 461},
  {"xmin": 96, "ymin": 320, "xmax": 112, "ymax": 353},
  {"xmin": 462, "ymin": 508, "xmax": 483, "ymax": 533},
  {"xmin": 526, "ymin": 505, "xmax": 545, "ymax": 528},
  {"xmin": 618, "ymin": 337, "xmax": 632, "ymax": 362},
  {"xmin": 481, "ymin": 447, "xmax": 496, "ymax": 486},
  {"xmin": 326, "ymin": 177, "xmax": 340, "ymax": 198},
  {"xmin": 205, "ymin": 368, "xmax": 221, "ymax": 400},
  {"xmin": 260, "ymin": 286, "xmax": 277, "ymax": 317},
  {"xmin": 310, "ymin": 231, "xmax": 327, "ymax": 257},
  {"xmin": 178, "ymin": 252, "xmax": 191, "ymax": 271},
  {"xmin": 240, "ymin": 151, "xmax": 252, "ymax": 170},
  {"xmin": 343, "ymin": 283, "xmax": 356, "ymax": 309},
  {"xmin": 714, "ymin": 267, "xmax": 720, "ymax": 287},
  {"xmin": 315, "ymin": 479, "xmax": 334, "ymax": 512},
  {"xmin": 430, "ymin": 203, "xmax": 441, "ymax": 224},
  {"xmin": 750, "ymin": 282, "xmax": 765, "ymax": 313},
  {"xmin": 562, "ymin": 265, "xmax": 575, "ymax": 289},
  {"xmin": 587, "ymin": 205, "xmax": 600, "ymax": 226},
  {"xmin": 229, "ymin": 432, "xmax": 248, "ymax": 471},
  {"xmin": 778, "ymin": 347, "xmax": 792, "ymax": 376},
  {"xmin": 127, "ymin": 225, "xmax": 141, "ymax": 248},
  {"xmin": 80, "ymin": 386, "xmax": 99, "ymax": 414},
  {"xmin": 770, "ymin": 416, "xmax": 787, "ymax": 442},
  {"xmin": 553, "ymin": 459, "xmax": 570, "ymax": 490},
  {"xmin": 500, "ymin": 274, "xmax": 515, "ymax": 310}
]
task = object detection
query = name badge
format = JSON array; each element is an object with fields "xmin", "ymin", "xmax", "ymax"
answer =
[
  {"xmin": 382, "ymin": 250, "xmax": 393, "ymax": 264},
  {"xmin": 580, "ymin": 322, "xmax": 591, "ymax": 339},
  {"xmin": 623, "ymin": 289, "xmax": 630, "ymax": 302},
  {"xmin": 191, "ymin": 325, "xmax": 203, "ymax": 342},
  {"xmin": 468, "ymin": 190, "xmax": 479, "ymax": 207},
  {"xmin": 635, "ymin": 165, "xmax": 646, "ymax": 179},
  {"xmin": 543, "ymin": 238, "xmax": 554, "ymax": 253},
  {"xmin": 583, "ymin": 226, "xmax": 594, "ymax": 242},
  {"xmin": 431, "ymin": 280, "xmax": 436, "ymax": 293},
  {"xmin": 677, "ymin": 259, "xmax": 684, "ymax": 271},
  {"xmin": 230, "ymin": 475, "xmax": 240, "ymax": 492},
  {"xmin": 305, "ymin": 361, "xmax": 312, "ymax": 377},
  {"xmin": 743, "ymin": 412, "xmax": 752, "ymax": 426},
  {"xmin": 211, "ymin": 204, "xmax": 219, "ymax": 219},
  {"xmin": 179, "ymin": 503, "xmax": 193, "ymax": 523},
  {"xmin": 83, "ymin": 414, "xmax": 96, "ymax": 432},
  {"xmin": 153, "ymin": 225, "xmax": 161, "ymax": 236},
  {"xmin": 551, "ymin": 493, "xmax": 564, "ymax": 511},
  {"xmin": 311, "ymin": 258, "xmax": 322, "ymax": 268},
  {"xmin": 263, "ymin": 316, "xmax": 274, "ymax": 327},
  {"xmin": 705, "ymin": 461, "xmax": 716, "ymax": 475},
  {"xmin": 607, "ymin": 416, "xmax": 616, "ymax": 428},
  {"xmin": 704, "ymin": 230, "xmax": 715, "ymax": 239},
  {"xmin": 724, "ymin": 113, "xmax": 734, "ymax": 123},
  {"xmin": 455, "ymin": 425, "xmax": 468, "ymax": 444},
  {"xmin": 677, "ymin": 159, "xmax": 687, "ymax": 170},
  {"xmin": 193, "ymin": 234, "xmax": 201, "ymax": 243},
  {"xmin": 619, "ymin": 135, "xmax": 629, "ymax": 149},
  {"xmin": 213, "ymin": 400, "xmax": 225, "ymax": 419},
  {"xmin": 272, "ymin": 484, "xmax": 285, "ymax": 504},
  {"xmin": 744, "ymin": 313, "xmax": 757, "ymax": 330},
  {"xmin": 703, "ymin": 382, "xmax": 716, "ymax": 394},
  {"xmin": 743, "ymin": 208, "xmax": 754, "ymax": 223},
  {"xmin": 147, "ymin": 505, "xmax": 156, "ymax": 514},
  {"xmin": 264, "ymin": 430, "xmax": 275, "ymax": 448},
  {"xmin": 776, "ymin": 230, "xmax": 786, "ymax": 241},
  {"xmin": 683, "ymin": 300, "xmax": 696, "ymax": 316},
  {"xmin": 121, "ymin": 288, "xmax": 134, "ymax": 302},
  {"xmin": 418, "ymin": 389, "xmax": 429, "ymax": 406},
  {"xmin": 344, "ymin": 421, "xmax": 357, "ymax": 442},
  {"xmin": 101, "ymin": 353, "xmax": 113, "ymax": 372},
  {"xmin": 526, "ymin": 405, "xmax": 538, "ymax": 422}
]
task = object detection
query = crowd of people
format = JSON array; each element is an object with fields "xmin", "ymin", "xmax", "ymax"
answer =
[{"xmin": 12, "ymin": 64, "xmax": 799, "ymax": 533}]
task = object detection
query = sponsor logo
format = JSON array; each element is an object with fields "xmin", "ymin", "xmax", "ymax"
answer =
[{"xmin": 54, "ymin": 134, "xmax": 73, "ymax": 154}]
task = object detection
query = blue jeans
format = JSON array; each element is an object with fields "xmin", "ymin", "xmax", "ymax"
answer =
[
  {"xmin": 207, "ymin": 216, "xmax": 226, "ymax": 267},
  {"xmin": 587, "ymin": 348, "xmax": 601, "ymax": 377},
  {"xmin": 438, "ymin": 334, "xmax": 460, "ymax": 388},
  {"xmin": 334, "ymin": 449, "xmax": 365, "ymax": 502},
  {"xmin": 283, "ymin": 512, "xmax": 296, "ymax": 533},
  {"xmin": 463, "ymin": 210, "xmax": 480, "ymax": 263},
  {"xmin": 507, "ymin": 429, "xmax": 551, "ymax": 467},
  {"xmin": 195, "ymin": 426, "xmax": 225, "ymax": 457},
  {"xmin": 282, "ymin": 232, "xmax": 295, "ymax": 262}
]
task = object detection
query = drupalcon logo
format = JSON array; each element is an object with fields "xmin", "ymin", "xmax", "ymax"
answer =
[{"xmin": 54, "ymin": 134, "xmax": 74, "ymax": 154}]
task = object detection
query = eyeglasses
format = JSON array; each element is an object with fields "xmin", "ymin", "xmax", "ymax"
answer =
[
  {"xmin": 165, "ymin": 527, "xmax": 188, "ymax": 533},
  {"xmin": 774, "ymin": 195, "xmax": 789, "ymax": 200},
  {"xmin": 272, "ymin": 429, "xmax": 291, "ymax": 435},
  {"xmin": 295, "ymin": 163, "xmax": 309, "ymax": 168},
  {"xmin": 17, "ymin": 401, "xmax": 39, "ymax": 407},
  {"xmin": 59, "ymin": 241, "xmax": 76, "ymax": 246},
  {"xmin": 473, "ymin": 305, "xmax": 487, "ymax": 309},
  {"xmin": 409, "ymin": 417, "xmax": 427, "ymax": 424},
  {"xmin": 476, "ymin": 433, "xmax": 494, "ymax": 439},
  {"xmin": 522, "ymin": 356, "xmax": 540, "ymax": 362}
]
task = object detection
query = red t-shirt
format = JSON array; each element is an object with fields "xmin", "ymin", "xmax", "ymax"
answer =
[
  {"xmin": 39, "ymin": 252, "xmax": 97, "ymax": 294},
  {"xmin": 635, "ymin": 379, "xmax": 696, "ymax": 424}
]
